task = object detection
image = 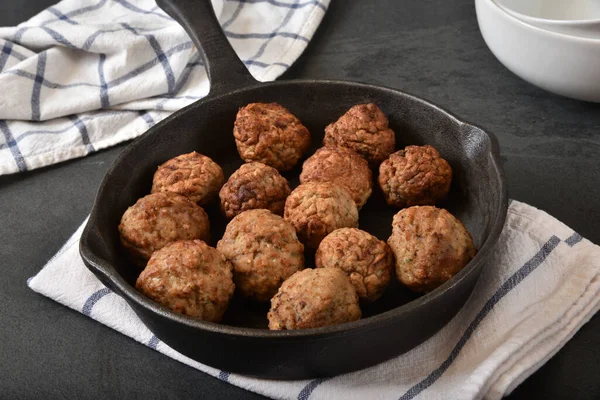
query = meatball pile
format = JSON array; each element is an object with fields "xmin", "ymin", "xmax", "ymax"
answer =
[
  {"xmin": 300, "ymin": 146, "xmax": 372, "ymax": 208},
  {"xmin": 219, "ymin": 162, "xmax": 290, "ymax": 218},
  {"xmin": 117, "ymin": 100, "xmax": 477, "ymax": 331},
  {"xmin": 217, "ymin": 209, "xmax": 304, "ymax": 302},
  {"xmin": 233, "ymin": 102, "xmax": 311, "ymax": 171}
]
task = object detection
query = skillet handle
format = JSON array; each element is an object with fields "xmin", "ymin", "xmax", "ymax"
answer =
[{"xmin": 156, "ymin": 0, "xmax": 258, "ymax": 94}]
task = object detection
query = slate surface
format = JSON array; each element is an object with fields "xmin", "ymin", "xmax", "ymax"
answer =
[{"xmin": 1, "ymin": 1, "xmax": 598, "ymax": 399}]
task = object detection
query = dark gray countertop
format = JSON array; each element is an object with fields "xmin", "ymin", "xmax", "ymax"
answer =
[{"xmin": 1, "ymin": 0, "xmax": 599, "ymax": 398}]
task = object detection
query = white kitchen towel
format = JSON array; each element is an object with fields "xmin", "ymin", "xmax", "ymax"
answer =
[
  {"xmin": 0, "ymin": 0, "xmax": 329, "ymax": 175},
  {"xmin": 28, "ymin": 200, "xmax": 600, "ymax": 400}
]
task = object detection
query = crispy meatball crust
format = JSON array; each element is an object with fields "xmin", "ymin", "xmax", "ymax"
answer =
[
  {"xmin": 219, "ymin": 162, "xmax": 291, "ymax": 219},
  {"xmin": 378, "ymin": 145, "xmax": 452, "ymax": 208},
  {"xmin": 284, "ymin": 182, "xmax": 359, "ymax": 249},
  {"xmin": 387, "ymin": 206, "xmax": 476, "ymax": 292},
  {"xmin": 316, "ymin": 228, "xmax": 394, "ymax": 302},
  {"xmin": 323, "ymin": 103, "xmax": 395, "ymax": 166},
  {"xmin": 151, "ymin": 152, "xmax": 224, "ymax": 206},
  {"xmin": 136, "ymin": 240, "xmax": 234, "ymax": 322},
  {"xmin": 233, "ymin": 102, "xmax": 311, "ymax": 171},
  {"xmin": 118, "ymin": 192, "xmax": 210, "ymax": 267},
  {"xmin": 217, "ymin": 209, "xmax": 304, "ymax": 302},
  {"xmin": 300, "ymin": 147, "xmax": 373, "ymax": 209},
  {"xmin": 268, "ymin": 268, "xmax": 361, "ymax": 330}
]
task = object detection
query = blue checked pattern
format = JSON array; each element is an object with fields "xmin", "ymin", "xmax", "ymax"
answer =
[
  {"xmin": 27, "ymin": 201, "xmax": 600, "ymax": 400},
  {"xmin": 0, "ymin": 0, "xmax": 330, "ymax": 174}
]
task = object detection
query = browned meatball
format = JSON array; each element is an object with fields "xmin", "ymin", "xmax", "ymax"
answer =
[
  {"xmin": 323, "ymin": 103, "xmax": 395, "ymax": 166},
  {"xmin": 217, "ymin": 209, "xmax": 304, "ymax": 302},
  {"xmin": 233, "ymin": 102, "xmax": 311, "ymax": 171},
  {"xmin": 316, "ymin": 228, "xmax": 394, "ymax": 302},
  {"xmin": 151, "ymin": 152, "xmax": 224, "ymax": 206},
  {"xmin": 378, "ymin": 145, "xmax": 452, "ymax": 208},
  {"xmin": 387, "ymin": 206, "xmax": 476, "ymax": 292},
  {"xmin": 268, "ymin": 268, "xmax": 361, "ymax": 330},
  {"xmin": 300, "ymin": 147, "xmax": 372, "ymax": 209},
  {"xmin": 136, "ymin": 240, "xmax": 234, "ymax": 322},
  {"xmin": 284, "ymin": 182, "xmax": 359, "ymax": 249},
  {"xmin": 219, "ymin": 162, "xmax": 291, "ymax": 219},
  {"xmin": 118, "ymin": 192, "xmax": 210, "ymax": 267}
]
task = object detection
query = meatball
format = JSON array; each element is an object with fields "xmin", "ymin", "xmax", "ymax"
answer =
[
  {"xmin": 284, "ymin": 182, "xmax": 359, "ymax": 249},
  {"xmin": 217, "ymin": 209, "xmax": 304, "ymax": 302},
  {"xmin": 300, "ymin": 147, "xmax": 372, "ymax": 209},
  {"xmin": 136, "ymin": 240, "xmax": 234, "ymax": 322},
  {"xmin": 268, "ymin": 268, "xmax": 361, "ymax": 330},
  {"xmin": 233, "ymin": 102, "xmax": 311, "ymax": 171},
  {"xmin": 219, "ymin": 162, "xmax": 291, "ymax": 219},
  {"xmin": 387, "ymin": 206, "xmax": 476, "ymax": 292},
  {"xmin": 323, "ymin": 103, "xmax": 395, "ymax": 166},
  {"xmin": 378, "ymin": 145, "xmax": 452, "ymax": 208},
  {"xmin": 118, "ymin": 192, "xmax": 210, "ymax": 267},
  {"xmin": 316, "ymin": 228, "xmax": 394, "ymax": 302},
  {"xmin": 151, "ymin": 152, "xmax": 224, "ymax": 206}
]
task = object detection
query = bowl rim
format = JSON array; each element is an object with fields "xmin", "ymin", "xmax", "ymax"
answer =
[
  {"xmin": 80, "ymin": 78, "xmax": 509, "ymax": 340},
  {"xmin": 486, "ymin": 0, "xmax": 600, "ymax": 43},
  {"xmin": 493, "ymin": 0, "xmax": 600, "ymax": 25}
]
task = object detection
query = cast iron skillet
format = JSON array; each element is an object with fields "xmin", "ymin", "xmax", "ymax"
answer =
[{"xmin": 79, "ymin": 0, "xmax": 508, "ymax": 379}]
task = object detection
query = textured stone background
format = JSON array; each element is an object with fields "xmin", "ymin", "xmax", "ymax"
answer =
[{"xmin": 1, "ymin": 1, "xmax": 598, "ymax": 398}]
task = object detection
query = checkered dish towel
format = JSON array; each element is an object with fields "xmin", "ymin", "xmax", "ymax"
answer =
[
  {"xmin": 28, "ymin": 201, "xmax": 600, "ymax": 400},
  {"xmin": 0, "ymin": 0, "xmax": 329, "ymax": 175}
]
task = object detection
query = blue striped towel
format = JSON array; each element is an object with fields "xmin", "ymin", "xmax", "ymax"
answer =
[
  {"xmin": 28, "ymin": 201, "xmax": 600, "ymax": 399},
  {"xmin": 0, "ymin": 0, "xmax": 329, "ymax": 175}
]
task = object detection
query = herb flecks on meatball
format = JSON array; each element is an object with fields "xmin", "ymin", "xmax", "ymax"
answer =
[
  {"xmin": 268, "ymin": 268, "xmax": 361, "ymax": 330},
  {"xmin": 284, "ymin": 182, "xmax": 359, "ymax": 249},
  {"xmin": 316, "ymin": 228, "xmax": 394, "ymax": 302},
  {"xmin": 217, "ymin": 209, "xmax": 304, "ymax": 302},
  {"xmin": 300, "ymin": 146, "xmax": 372, "ymax": 209},
  {"xmin": 136, "ymin": 240, "xmax": 234, "ymax": 322},
  {"xmin": 118, "ymin": 192, "xmax": 210, "ymax": 267},
  {"xmin": 233, "ymin": 102, "xmax": 311, "ymax": 171},
  {"xmin": 219, "ymin": 162, "xmax": 291, "ymax": 219},
  {"xmin": 323, "ymin": 103, "xmax": 395, "ymax": 166},
  {"xmin": 151, "ymin": 152, "xmax": 224, "ymax": 206},
  {"xmin": 378, "ymin": 145, "xmax": 452, "ymax": 208},
  {"xmin": 387, "ymin": 206, "xmax": 476, "ymax": 292}
]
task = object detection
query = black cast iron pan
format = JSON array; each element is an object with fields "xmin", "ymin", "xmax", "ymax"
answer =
[{"xmin": 79, "ymin": 0, "xmax": 508, "ymax": 379}]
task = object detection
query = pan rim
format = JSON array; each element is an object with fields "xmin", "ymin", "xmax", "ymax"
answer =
[{"xmin": 80, "ymin": 78, "xmax": 508, "ymax": 340}]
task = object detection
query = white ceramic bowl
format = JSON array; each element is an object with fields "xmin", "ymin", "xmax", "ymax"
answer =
[
  {"xmin": 498, "ymin": 0, "xmax": 600, "ymax": 20},
  {"xmin": 495, "ymin": 0, "xmax": 600, "ymax": 39},
  {"xmin": 476, "ymin": 0, "xmax": 600, "ymax": 102}
]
